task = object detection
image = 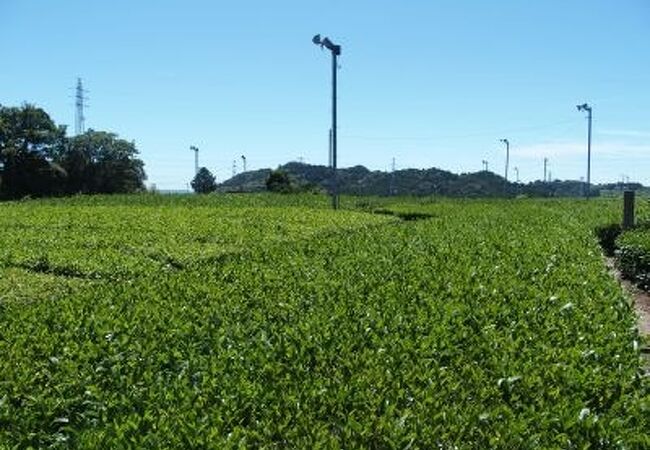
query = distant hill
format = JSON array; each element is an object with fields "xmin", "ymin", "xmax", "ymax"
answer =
[{"xmin": 218, "ymin": 162, "xmax": 644, "ymax": 197}]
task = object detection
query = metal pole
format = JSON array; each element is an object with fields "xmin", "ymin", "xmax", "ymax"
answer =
[
  {"xmin": 190, "ymin": 146, "xmax": 199, "ymax": 176},
  {"xmin": 500, "ymin": 138, "xmax": 510, "ymax": 195},
  {"xmin": 544, "ymin": 158, "xmax": 547, "ymax": 182},
  {"xmin": 328, "ymin": 128, "xmax": 332, "ymax": 168},
  {"xmin": 502, "ymin": 140, "xmax": 509, "ymax": 182},
  {"xmin": 331, "ymin": 50, "xmax": 338, "ymax": 209},
  {"xmin": 623, "ymin": 190, "xmax": 635, "ymax": 229},
  {"xmin": 577, "ymin": 103, "xmax": 592, "ymax": 198},
  {"xmin": 587, "ymin": 107, "xmax": 592, "ymax": 199}
]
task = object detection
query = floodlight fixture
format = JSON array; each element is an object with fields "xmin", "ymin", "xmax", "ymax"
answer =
[{"xmin": 312, "ymin": 34, "xmax": 341, "ymax": 55}]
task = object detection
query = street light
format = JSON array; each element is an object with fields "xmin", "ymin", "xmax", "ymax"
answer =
[
  {"xmin": 313, "ymin": 34, "xmax": 341, "ymax": 210},
  {"xmin": 576, "ymin": 103, "xmax": 592, "ymax": 198},
  {"xmin": 544, "ymin": 157, "xmax": 548, "ymax": 182},
  {"xmin": 190, "ymin": 146, "xmax": 199, "ymax": 176},
  {"xmin": 499, "ymin": 139, "xmax": 510, "ymax": 182}
]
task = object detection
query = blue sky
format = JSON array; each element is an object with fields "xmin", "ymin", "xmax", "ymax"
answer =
[{"xmin": 1, "ymin": 0, "xmax": 649, "ymax": 189}]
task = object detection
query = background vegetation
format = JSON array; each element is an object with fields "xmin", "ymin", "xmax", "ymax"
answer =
[{"xmin": 0, "ymin": 104, "xmax": 146, "ymax": 199}]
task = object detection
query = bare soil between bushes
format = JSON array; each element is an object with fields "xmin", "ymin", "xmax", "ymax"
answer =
[
  {"xmin": 605, "ymin": 257, "xmax": 650, "ymax": 336},
  {"xmin": 604, "ymin": 257, "xmax": 650, "ymax": 372}
]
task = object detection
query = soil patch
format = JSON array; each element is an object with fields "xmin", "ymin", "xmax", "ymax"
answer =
[{"xmin": 604, "ymin": 257, "xmax": 650, "ymax": 337}]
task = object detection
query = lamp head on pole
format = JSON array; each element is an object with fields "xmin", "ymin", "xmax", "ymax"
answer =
[
  {"xmin": 312, "ymin": 34, "xmax": 341, "ymax": 55},
  {"xmin": 577, "ymin": 103, "xmax": 591, "ymax": 113},
  {"xmin": 500, "ymin": 138, "xmax": 509, "ymax": 146}
]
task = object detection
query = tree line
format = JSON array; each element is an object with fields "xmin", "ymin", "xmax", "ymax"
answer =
[{"xmin": 0, "ymin": 104, "xmax": 146, "ymax": 199}]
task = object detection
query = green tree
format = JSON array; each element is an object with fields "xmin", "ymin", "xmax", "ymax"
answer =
[
  {"xmin": 191, "ymin": 167, "xmax": 217, "ymax": 193},
  {"xmin": 0, "ymin": 104, "xmax": 67, "ymax": 198},
  {"xmin": 265, "ymin": 169, "xmax": 293, "ymax": 193},
  {"xmin": 59, "ymin": 130, "xmax": 146, "ymax": 194}
]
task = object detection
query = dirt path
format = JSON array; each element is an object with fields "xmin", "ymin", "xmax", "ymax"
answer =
[
  {"xmin": 604, "ymin": 257, "xmax": 650, "ymax": 373},
  {"xmin": 605, "ymin": 257, "xmax": 650, "ymax": 337}
]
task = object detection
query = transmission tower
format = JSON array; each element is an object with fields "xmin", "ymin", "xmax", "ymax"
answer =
[{"xmin": 75, "ymin": 78, "xmax": 88, "ymax": 135}]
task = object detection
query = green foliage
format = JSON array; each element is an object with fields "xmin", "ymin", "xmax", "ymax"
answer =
[
  {"xmin": 0, "ymin": 103, "xmax": 67, "ymax": 198},
  {"xmin": 0, "ymin": 195, "xmax": 648, "ymax": 448},
  {"xmin": 265, "ymin": 168, "xmax": 293, "ymax": 193},
  {"xmin": 191, "ymin": 167, "xmax": 217, "ymax": 194},
  {"xmin": 616, "ymin": 222, "xmax": 650, "ymax": 290},
  {"xmin": 223, "ymin": 162, "xmax": 617, "ymax": 198},
  {"xmin": 594, "ymin": 223, "xmax": 622, "ymax": 256},
  {"xmin": 58, "ymin": 130, "xmax": 146, "ymax": 194},
  {"xmin": 0, "ymin": 104, "xmax": 146, "ymax": 198}
]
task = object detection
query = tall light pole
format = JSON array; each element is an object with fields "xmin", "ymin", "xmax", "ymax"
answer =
[
  {"xmin": 500, "ymin": 139, "xmax": 510, "ymax": 182},
  {"xmin": 328, "ymin": 128, "xmax": 333, "ymax": 168},
  {"xmin": 514, "ymin": 166, "xmax": 519, "ymax": 183},
  {"xmin": 543, "ymin": 157, "xmax": 548, "ymax": 183},
  {"xmin": 577, "ymin": 103, "xmax": 592, "ymax": 198},
  {"xmin": 313, "ymin": 34, "xmax": 341, "ymax": 210},
  {"xmin": 241, "ymin": 155, "xmax": 247, "ymax": 173},
  {"xmin": 190, "ymin": 146, "xmax": 199, "ymax": 176}
]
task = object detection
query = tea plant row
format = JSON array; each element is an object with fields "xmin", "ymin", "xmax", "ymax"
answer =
[{"xmin": 0, "ymin": 195, "xmax": 648, "ymax": 448}]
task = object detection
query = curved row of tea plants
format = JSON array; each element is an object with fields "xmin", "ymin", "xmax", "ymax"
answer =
[
  {"xmin": 617, "ymin": 225, "xmax": 650, "ymax": 291},
  {"xmin": 0, "ymin": 196, "xmax": 648, "ymax": 448}
]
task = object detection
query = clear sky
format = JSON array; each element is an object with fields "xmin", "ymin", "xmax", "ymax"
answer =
[{"xmin": 1, "ymin": 0, "xmax": 649, "ymax": 189}]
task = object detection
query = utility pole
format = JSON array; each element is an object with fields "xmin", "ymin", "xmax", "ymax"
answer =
[
  {"xmin": 241, "ymin": 155, "xmax": 247, "ymax": 173},
  {"xmin": 389, "ymin": 157, "xmax": 396, "ymax": 196},
  {"xmin": 577, "ymin": 103, "xmax": 593, "ymax": 198},
  {"xmin": 514, "ymin": 167, "xmax": 519, "ymax": 183},
  {"xmin": 190, "ymin": 146, "xmax": 199, "ymax": 176},
  {"xmin": 543, "ymin": 158, "xmax": 548, "ymax": 183},
  {"xmin": 548, "ymin": 171, "xmax": 552, "ymax": 182},
  {"xmin": 313, "ymin": 34, "xmax": 341, "ymax": 210},
  {"xmin": 500, "ymin": 139, "xmax": 510, "ymax": 182}
]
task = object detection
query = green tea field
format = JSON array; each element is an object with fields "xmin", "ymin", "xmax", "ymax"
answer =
[{"xmin": 1, "ymin": 194, "xmax": 648, "ymax": 448}]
